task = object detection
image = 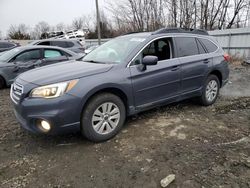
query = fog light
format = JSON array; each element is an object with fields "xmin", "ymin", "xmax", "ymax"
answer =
[{"xmin": 40, "ymin": 120, "xmax": 51, "ymax": 131}]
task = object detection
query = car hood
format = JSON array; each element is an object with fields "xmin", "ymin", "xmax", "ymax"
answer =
[{"xmin": 18, "ymin": 61, "xmax": 113, "ymax": 86}]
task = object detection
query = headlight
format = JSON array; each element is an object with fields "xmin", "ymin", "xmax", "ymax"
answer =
[{"xmin": 30, "ymin": 79, "xmax": 78, "ymax": 98}]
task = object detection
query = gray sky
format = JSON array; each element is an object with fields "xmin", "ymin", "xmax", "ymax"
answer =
[{"xmin": 0, "ymin": 0, "xmax": 106, "ymax": 37}]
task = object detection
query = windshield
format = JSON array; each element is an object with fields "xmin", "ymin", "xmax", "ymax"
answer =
[
  {"xmin": 83, "ymin": 35, "xmax": 146, "ymax": 64},
  {"xmin": 0, "ymin": 48, "xmax": 20, "ymax": 62}
]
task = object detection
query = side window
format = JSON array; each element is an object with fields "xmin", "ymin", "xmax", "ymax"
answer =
[
  {"xmin": 38, "ymin": 41, "xmax": 50, "ymax": 46},
  {"xmin": 14, "ymin": 50, "xmax": 41, "ymax": 62},
  {"xmin": 199, "ymin": 38, "xmax": 218, "ymax": 53},
  {"xmin": 66, "ymin": 42, "xmax": 74, "ymax": 48},
  {"xmin": 44, "ymin": 49, "xmax": 63, "ymax": 58},
  {"xmin": 132, "ymin": 38, "xmax": 172, "ymax": 65},
  {"xmin": 143, "ymin": 38, "xmax": 172, "ymax": 61},
  {"xmin": 0, "ymin": 42, "xmax": 14, "ymax": 48},
  {"xmin": 6, "ymin": 43, "xmax": 15, "ymax": 48},
  {"xmin": 61, "ymin": 51, "xmax": 72, "ymax": 57},
  {"xmin": 175, "ymin": 37, "xmax": 199, "ymax": 57},
  {"xmin": 51, "ymin": 41, "xmax": 68, "ymax": 48},
  {"xmin": 196, "ymin": 39, "xmax": 206, "ymax": 54}
]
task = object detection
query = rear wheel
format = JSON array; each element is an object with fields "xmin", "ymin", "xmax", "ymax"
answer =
[
  {"xmin": 0, "ymin": 76, "xmax": 5, "ymax": 89},
  {"xmin": 81, "ymin": 93, "xmax": 126, "ymax": 142},
  {"xmin": 199, "ymin": 75, "xmax": 220, "ymax": 106}
]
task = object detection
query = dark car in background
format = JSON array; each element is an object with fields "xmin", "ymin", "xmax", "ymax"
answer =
[
  {"xmin": 0, "ymin": 41, "xmax": 19, "ymax": 52},
  {"xmin": 29, "ymin": 39, "xmax": 85, "ymax": 54},
  {"xmin": 11, "ymin": 28, "xmax": 229, "ymax": 142},
  {"xmin": 0, "ymin": 45, "xmax": 81, "ymax": 89}
]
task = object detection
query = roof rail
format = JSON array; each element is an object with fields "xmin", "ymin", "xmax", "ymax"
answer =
[{"xmin": 152, "ymin": 28, "xmax": 209, "ymax": 36}]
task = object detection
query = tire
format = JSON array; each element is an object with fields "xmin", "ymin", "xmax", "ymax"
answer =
[
  {"xmin": 0, "ymin": 76, "xmax": 5, "ymax": 90},
  {"xmin": 199, "ymin": 75, "xmax": 220, "ymax": 106},
  {"xmin": 81, "ymin": 93, "xmax": 126, "ymax": 142}
]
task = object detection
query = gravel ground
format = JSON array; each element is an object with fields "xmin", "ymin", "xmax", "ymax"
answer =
[{"xmin": 0, "ymin": 64, "xmax": 250, "ymax": 188}]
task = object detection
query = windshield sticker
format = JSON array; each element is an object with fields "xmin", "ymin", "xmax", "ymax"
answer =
[{"xmin": 130, "ymin": 38, "xmax": 146, "ymax": 42}]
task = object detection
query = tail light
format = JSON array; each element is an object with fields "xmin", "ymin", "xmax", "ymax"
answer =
[{"xmin": 223, "ymin": 53, "xmax": 231, "ymax": 62}]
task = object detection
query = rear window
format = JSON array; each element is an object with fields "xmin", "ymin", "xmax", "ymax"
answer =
[
  {"xmin": 175, "ymin": 37, "xmax": 199, "ymax": 57},
  {"xmin": 198, "ymin": 38, "xmax": 218, "ymax": 53}
]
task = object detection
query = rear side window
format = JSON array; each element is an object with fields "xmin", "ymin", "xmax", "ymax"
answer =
[
  {"xmin": 196, "ymin": 39, "xmax": 206, "ymax": 54},
  {"xmin": 61, "ymin": 50, "xmax": 72, "ymax": 57},
  {"xmin": 5, "ymin": 43, "xmax": 15, "ymax": 48},
  {"xmin": 198, "ymin": 38, "xmax": 218, "ymax": 53},
  {"xmin": 66, "ymin": 42, "xmax": 74, "ymax": 48},
  {"xmin": 175, "ymin": 37, "xmax": 199, "ymax": 57},
  {"xmin": 38, "ymin": 41, "xmax": 50, "ymax": 46},
  {"xmin": 0, "ymin": 42, "xmax": 14, "ymax": 48},
  {"xmin": 51, "ymin": 41, "xmax": 68, "ymax": 48},
  {"xmin": 44, "ymin": 49, "xmax": 62, "ymax": 58}
]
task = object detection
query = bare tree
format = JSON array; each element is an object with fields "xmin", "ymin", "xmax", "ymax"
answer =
[
  {"xmin": 72, "ymin": 17, "xmax": 84, "ymax": 30},
  {"xmin": 107, "ymin": 0, "xmax": 249, "ymax": 34},
  {"xmin": 33, "ymin": 21, "xmax": 50, "ymax": 39},
  {"xmin": 107, "ymin": 0, "xmax": 165, "ymax": 33},
  {"xmin": 72, "ymin": 15, "xmax": 94, "ymax": 31},
  {"xmin": 56, "ymin": 23, "xmax": 66, "ymax": 31},
  {"xmin": 8, "ymin": 24, "xmax": 30, "ymax": 39},
  {"xmin": 227, "ymin": 0, "xmax": 249, "ymax": 28}
]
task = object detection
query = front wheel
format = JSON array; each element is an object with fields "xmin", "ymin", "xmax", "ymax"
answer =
[
  {"xmin": 199, "ymin": 75, "xmax": 220, "ymax": 106},
  {"xmin": 81, "ymin": 93, "xmax": 126, "ymax": 142}
]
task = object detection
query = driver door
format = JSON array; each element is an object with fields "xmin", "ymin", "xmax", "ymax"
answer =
[
  {"xmin": 129, "ymin": 38, "xmax": 181, "ymax": 109},
  {"xmin": 7, "ymin": 49, "xmax": 42, "ymax": 83}
]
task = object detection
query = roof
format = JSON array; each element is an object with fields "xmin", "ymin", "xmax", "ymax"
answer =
[
  {"xmin": 33, "ymin": 39, "xmax": 79, "ymax": 42},
  {"xmin": 152, "ymin": 28, "xmax": 209, "ymax": 36},
  {"xmin": 123, "ymin": 28, "xmax": 209, "ymax": 38}
]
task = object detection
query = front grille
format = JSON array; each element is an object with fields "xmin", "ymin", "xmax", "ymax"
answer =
[{"xmin": 10, "ymin": 82, "xmax": 24, "ymax": 104}]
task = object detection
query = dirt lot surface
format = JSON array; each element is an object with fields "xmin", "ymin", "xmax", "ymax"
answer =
[{"xmin": 0, "ymin": 64, "xmax": 250, "ymax": 188}]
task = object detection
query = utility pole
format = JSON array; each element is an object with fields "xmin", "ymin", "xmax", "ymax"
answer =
[
  {"xmin": 95, "ymin": 0, "xmax": 101, "ymax": 45},
  {"xmin": 194, "ymin": 0, "xmax": 197, "ymax": 29}
]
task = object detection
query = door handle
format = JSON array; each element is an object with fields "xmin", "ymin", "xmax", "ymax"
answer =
[
  {"xmin": 171, "ymin": 65, "xmax": 180, "ymax": 71},
  {"xmin": 203, "ymin": 59, "xmax": 209, "ymax": 64}
]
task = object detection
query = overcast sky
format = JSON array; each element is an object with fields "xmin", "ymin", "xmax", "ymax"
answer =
[{"xmin": 0, "ymin": 0, "xmax": 106, "ymax": 36}]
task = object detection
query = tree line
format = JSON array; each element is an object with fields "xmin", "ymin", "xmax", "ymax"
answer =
[{"xmin": 4, "ymin": 0, "xmax": 250, "ymax": 40}]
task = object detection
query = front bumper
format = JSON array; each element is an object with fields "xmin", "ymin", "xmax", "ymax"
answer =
[{"xmin": 12, "ymin": 93, "xmax": 82, "ymax": 135}]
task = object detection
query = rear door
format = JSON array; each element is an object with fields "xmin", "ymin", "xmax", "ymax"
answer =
[{"xmin": 174, "ymin": 37, "xmax": 213, "ymax": 94}]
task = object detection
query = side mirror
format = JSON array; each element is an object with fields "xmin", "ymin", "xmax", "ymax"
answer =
[
  {"xmin": 142, "ymin": 55, "xmax": 158, "ymax": 66},
  {"xmin": 138, "ymin": 55, "xmax": 158, "ymax": 71}
]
